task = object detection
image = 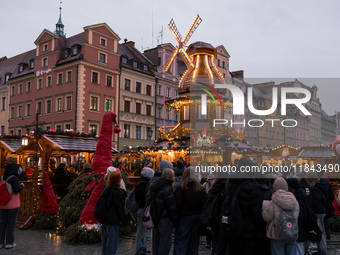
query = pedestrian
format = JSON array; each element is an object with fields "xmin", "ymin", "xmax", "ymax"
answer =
[
  {"xmin": 174, "ymin": 167, "xmax": 206, "ymax": 255},
  {"xmin": 53, "ymin": 163, "xmax": 72, "ymax": 198},
  {"xmin": 66, "ymin": 165, "xmax": 78, "ymax": 181},
  {"xmin": 100, "ymin": 170, "xmax": 128, "ymax": 255},
  {"xmin": 134, "ymin": 166, "xmax": 154, "ymax": 255},
  {"xmin": 0, "ymin": 162, "xmax": 25, "ymax": 249},
  {"xmin": 82, "ymin": 163, "xmax": 91, "ymax": 174},
  {"xmin": 287, "ymin": 178, "xmax": 309, "ymax": 255},
  {"xmin": 262, "ymin": 177, "xmax": 299, "ymax": 255},
  {"xmin": 149, "ymin": 168, "xmax": 177, "ymax": 255},
  {"xmin": 306, "ymin": 172, "xmax": 328, "ymax": 255},
  {"xmin": 104, "ymin": 166, "xmax": 126, "ymax": 191}
]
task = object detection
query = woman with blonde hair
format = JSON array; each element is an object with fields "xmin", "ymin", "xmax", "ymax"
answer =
[
  {"xmin": 149, "ymin": 168, "xmax": 177, "ymax": 255},
  {"xmin": 100, "ymin": 171, "xmax": 128, "ymax": 255},
  {"xmin": 174, "ymin": 167, "xmax": 207, "ymax": 255}
]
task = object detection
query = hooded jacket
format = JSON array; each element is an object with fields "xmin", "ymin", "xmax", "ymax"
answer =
[
  {"xmin": 149, "ymin": 176, "xmax": 177, "ymax": 226},
  {"xmin": 262, "ymin": 189, "xmax": 299, "ymax": 240},
  {"xmin": 294, "ymin": 187, "xmax": 309, "ymax": 242},
  {"xmin": 135, "ymin": 168, "xmax": 154, "ymax": 209}
]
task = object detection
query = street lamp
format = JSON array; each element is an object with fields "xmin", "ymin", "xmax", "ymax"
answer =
[{"xmin": 22, "ymin": 136, "xmax": 28, "ymax": 146}]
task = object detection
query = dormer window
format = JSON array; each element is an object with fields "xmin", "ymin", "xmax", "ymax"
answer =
[
  {"xmin": 29, "ymin": 59, "xmax": 34, "ymax": 69},
  {"xmin": 71, "ymin": 45, "xmax": 80, "ymax": 56},
  {"xmin": 143, "ymin": 64, "xmax": 148, "ymax": 71},
  {"xmin": 4, "ymin": 73, "xmax": 11, "ymax": 83},
  {"xmin": 63, "ymin": 50, "xmax": 68, "ymax": 58},
  {"xmin": 122, "ymin": 58, "xmax": 127, "ymax": 64},
  {"xmin": 18, "ymin": 64, "xmax": 24, "ymax": 73},
  {"xmin": 133, "ymin": 61, "xmax": 138, "ymax": 68}
]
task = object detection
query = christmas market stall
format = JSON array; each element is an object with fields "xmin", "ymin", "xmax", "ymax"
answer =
[
  {"xmin": 0, "ymin": 137, "xmax": 23, "ymax": 176},
  {"xmin": 264, "ymin": 145, "xmax": 301, "ymax": 166}
]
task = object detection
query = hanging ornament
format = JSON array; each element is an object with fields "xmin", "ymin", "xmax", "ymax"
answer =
[{"xmin": 114, "ymin": 125, "xmax": 121, "ymax": 133}]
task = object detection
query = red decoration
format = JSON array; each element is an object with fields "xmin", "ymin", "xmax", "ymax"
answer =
[
  {"xmin": 114, "ymin": 125, "xmax": 121, "ymax": 133},
  {"xmin": 79, "ymin": 176, "xmax": 104, "ymax": 224},
  {"xmin": 84, "ymin": 133, "xmax": 89, "ymax": 137},
  {"xmin": 21, "ymin": 134, "xmax": 26, "ymax": 137},
  {"xmin": 7, "ymin": 134, "xmax": 12, "ymax": 138},
  {"xmin": 91, "ymin": 111, "xmax": 117, "ymax": 174},
  {"xmin": 164, "ymin": 99, "xmax": 168, "ymax": 104},
  {"xmin": 50, "ymin": 130, "xmax": 56, "ymax": 135},
  {"xmin": 185, "ymin": 96, "xmax": 190, "ymax": 100},
  {"xmin": 69, "ymin": 130, "xmax": 76, "ymax": 137},
  {"xmin": 42, "ymin": 172, "xmax": 59, "ymax": 214},
  {"xmin": 84, "ymin": 180, "xmax": 97, "ymax": 192}
]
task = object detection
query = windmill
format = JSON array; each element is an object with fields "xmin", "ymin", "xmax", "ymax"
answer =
[{"xmin": 164, "ymin": 14, "xmax": 202, "ymax": 73}]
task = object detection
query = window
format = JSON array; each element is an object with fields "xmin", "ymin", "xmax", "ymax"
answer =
[
  {"xmin": 136, "ymin": 82, "xmax": 141, "ymax": 93},
  {"xmin": 122, "ymin": 58, "xmax": 127, "ymax": 64},
  {"xmin": 5, "ymin": 73, "xmax": 11, "ymax": 83},
  {"xmin": 146, "ymin": 127, "xmax": 152, "ymax": 140},
  {"xmin": 174, "ymin": 111, "xmax": 178, "ymax": 121},
  {"xmin": 27, "ymin": 81, "xmax": 31, "ymax": 92},
  {"xmin": 57, "ymin": 98, "xmax": 62, "ymax": 112},
  {"xmin": 57, "ymin": 73, "xmax": 63, "ymax": 84},
  {"xmin": 100, "ymin": 38, "xmax": 106, "ymax": 46},
  {"xmin": 26, "ymin": 103, "xmax": 31, "ymax": 116},
  {"xmin": 29, "ymin": 60, "xmax": 34, "ymax": 69},
  {"xmin": 18, "ymin": 84, "xmax": 23, "ymax": 94},
  {"xmin": 56, "ymin": 125, "xmax": 62, "ymax": 131},
  {"xmin": 1, "ymin": 97, "xmax": 5, "ymax": 110},
  {"xmin": 166, "ymin": 87, "xmax": 171, "ymax": 98},
  {"xmin": 136, "ymin": 126, "xmax": 141, "ymax": 139},
  {"xmin": 105, "ymin": 99, "xmax": 112, "ymax": 111},
  {"xmin": 124, "ymin": 101, "xmax": 130, "ymax": 112},
  {"xmin": 1, "ymin": 126, "xmax": 4, "ymax": 135},
  {"xmin": 18, "ymin": 129, "xmax": 21, "ymax": 136},
  {"xmin": 43, "ymin": 58, "xmax": 48, "ymax": 67},
  {"xmin": 67, "ymin": 71, "xmax": 72, "ymax": 82},
  {"xmin": 19, "ymin": 64, "xmax": 23, "ymax": 73},
  {"xmin": 157, "ymin": 57, "xmax": 161, "ymax": 67},
  {"xmin": 63, "ymin": 50, "xmax": 68, "ymax": 59},
  {"xmin": 133, "ymin": 61, "xmax": 138, "ymax": 68},
  {"xmin": 66, "ymin": 96, "xmax": 71, "ymax": 110},
  {"xmin": 124, "ymin": 124, "xmax": 130, "ymax": 138},
  {"xmin": 166, "ymin": 111, "xmax": 171, "ymax": 120},
  {"xmin": 90, "ymin": 124, "xmax": 97, "ymax": 136},
  {"xmin": 136, "ymin": 103, "xmax": 141, "ymax": 114},
  {"xmin": 37, "ymin": 102, "xmax": 42, "ymax": 115},
  {"xmin": 143, "ymin": 65, "xmax": 148, "ymax": 71},
  {"xmin": 90, "ymin": 96, "xmax": 98, "ymax": 111},
  {"xmin": 99, "ymin": 53, "xmax": 106, "ymax": 63},
  {"xmin": 157, "ymin": 107, "xmax": 162, "ymax": 119},
  {"xmin": 92, "ymin": 72, "xmax": 98, "ymax": 84},
  {"xmin": 217, "ymin": 59, "xmax": 220, "ymax": 66},
  {"xmin": 146, "ymin": 105, "xmax": 151, "ymax": 116},
  {"xmin": 124, "ymin": 79, "xmax": 130, "ymax": 91},
  {"xmin": 10, "ymin": 107, "xmax": 14, "ymax": 119},
  {"xmin": 46, "ymin": 100, "xmax": 51, "ymax": 113},
  {"xmin": 106, "ymin": 75, "xmax": 112, "ymax": 87},
  {"xmin": 174, "ymin": 90, "xmax": 178, "ymax": 97},
  {"xmin": 65, "ymin": 124, "xmax": 71, "ymax": 130},
  {"xmin": 18, "ymin": 105, "xmax": 22, "ymax": 118},
  {"xmin": 146, "ymin": 85, "xmax": 152, "ymax": 96},
  {"xmin": 222, "ymin": 61, "xmax": 225, "ymax": 68},
  {"xmin": 11, "ymin": 86, "xmax": 15, "ymax": 96},
  {"xmin": 157, "ymin": 85, "xmax": 162, "ymax": 95},
  {"xmin": 44, "ymin": 44, "xmax": 48, "ymax": 51},
  {"xmin": 47, "ymin": 76, "xmax": 51, "ymax": 87},
  {"xmin": 223, "ymin": 73, "xmax": 226, "ymax": 79},
  {"xmin": 38, "ymin": 79, "xmax": 42, "ymax": 89}
]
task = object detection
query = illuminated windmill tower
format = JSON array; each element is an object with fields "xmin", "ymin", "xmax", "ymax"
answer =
[{"xmin": 162, "ymin": 15, "xmax": 232, "ymax": 137}]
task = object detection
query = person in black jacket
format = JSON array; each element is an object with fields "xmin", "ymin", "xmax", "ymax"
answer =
[
  {"xmin": 52, "ymin": 163, "xmax": 72, "ymax": 199},
  {"xmin": 101, "ymin": 171, "xmax": 128, "ymax": 255},
  {"xmin": 287, "ymin": 178, "xmax": 308, "ymax": 255},
  {"xmin": 0, "ymin": 162, "xmax": 25, "ymax": 249},
  {"xmin": 149, "ymin": 168, "xmax": 177, "ymax": 255},
  {"xmin": 174, "ymin": 167, "xmax": 206, "ymax": 255},
  {"xmin": 307, "ymin": 172, "xmax": 327, "ymax": 255},
  {"xmin": 134, "ymin": 167, "xmax": 154, "ymax": 255}
]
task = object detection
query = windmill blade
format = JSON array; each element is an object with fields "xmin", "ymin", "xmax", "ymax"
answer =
[
  {"xmin": 164, "ymin": 46, "xmax": 179, "ymax": 73},
  {"xmin": 182, "ymin": 14, "xmax": 202, "ymax": 45},
  {"xmin": 179, "ymin": 48, "xmax": 194, "ymax": 69},
  {"xmin": 168, "ymin": 19, "xmax": 183, "ymax": 43}
]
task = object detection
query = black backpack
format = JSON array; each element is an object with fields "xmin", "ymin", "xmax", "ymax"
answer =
[
  {"xmin": 94, "ymin": 191, "xmax": 110, "ymax": 223},
  {"xmin": 220, "ymin": 181, "xmax": 249, "ymax": 235},
  {"xmin": 200, "ymin": 189, "xmax": 225, "ymax": 228}
]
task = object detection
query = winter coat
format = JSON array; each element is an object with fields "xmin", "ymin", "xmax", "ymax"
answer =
[
  {"xmin": 101, "ymin": 185, "xmax": 128, "ymax": 225},
  {"xmin": 262, "ymin": 189, "xmax": 300, "ymax": 240},
  {"xmin": 149, "ymin": 177, "xmax": 177, "ymax": 226},
  {"xmin": 311, "ymin": 182, "xmax": 327, "ymax": 214},
  {"xmin": 293, "ymin": 188, "xmax": 309, "ymax": 242},
  {"xmin": 53, "ymin": 167, "xmax": 72, "ymax": 186},
  {"xmin": 299, "ymin": 181, "xmax": 313, "ymax": 208},
  {"xmin": 319, "ymin": 177, "xmax": 334, "ymax": 203},
  {"xmin": 135, "ymin": 176, "xmax": 149, "ymax": 208},
  {"xmin": 0, "ymin": 163, "xmax": 24, "ymax": 209},
  {"xmin": 175, "ymin": 184, "xmax": 206, "ymax": 217}
]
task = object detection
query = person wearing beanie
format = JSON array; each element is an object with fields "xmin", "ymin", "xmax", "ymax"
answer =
[
  {"xmin": 134, "ymin": 166, "xmax": 154, "ymax": 255},
  {"xmin": 262, "ymin": 177, "xmax": 299, "ymax": 255},
  {"xmin": 287, "ymin": 178, "xmax": 309, "ymax": 255},
  {"xmin": 0, "ymin": 162, "xmax": 25, "ymax": 249},
  {"xmin": 103, "ymin": 167, "xmax": 126, "ymax": 191}
]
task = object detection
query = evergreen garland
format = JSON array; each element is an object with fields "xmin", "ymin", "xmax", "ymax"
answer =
[
  {"xmin": 33, "ymin": 212, "xmax": 58, "ymax": 230},
  {"xmin": 64, "ymin": 222, "xmax": 101, "ymax": 244}
]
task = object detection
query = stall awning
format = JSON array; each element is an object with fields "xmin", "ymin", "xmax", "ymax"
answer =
[
  {"xmin": 298, "ymin": 148, "xmax": 335, "ymax": 158},
  {"xmin": 0, "ymin": 139, "xmax": 23, "ymax": 153}
]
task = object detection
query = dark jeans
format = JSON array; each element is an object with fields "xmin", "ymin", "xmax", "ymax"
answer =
[
  {"xmin": 211, "ymin": 228, "xmax": 229, "ymax": 255},
  {"xmin": 174, "ymin": 214, "xmax": 200, "ymax": 255},
  {"xmin": 0, "ymin": 208, "xmax": 19, "ymax": 245},
  {"xmin": 101, "ymin": 224, "xmax": 119, "ymax": 255},
  {"xmin": 152, "ymin": 217, "xmax": 172, "ymax": 255}
]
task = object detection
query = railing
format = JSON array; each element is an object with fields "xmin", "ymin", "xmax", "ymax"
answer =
[{"xmin": 18, "ymin": 181, "xmax": 43, "ymax": 222}]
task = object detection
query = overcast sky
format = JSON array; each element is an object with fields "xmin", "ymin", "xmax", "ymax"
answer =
[{"xmin": 1, "ymin": 0, "xmax": 339, "ymax": 115}]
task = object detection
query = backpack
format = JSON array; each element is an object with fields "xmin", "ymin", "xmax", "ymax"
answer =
[
  {"xmin": 142, "ymin": 204, "xmax": 154, "ymax": 228},
  {"xmin": 94, "ymin": 191, "xmax": 110, "ymax": 223},
  {"xmin": 220, "ymin": 181, "xmax": 249, "ymax": 235},
  {"xmin": 274, "ymin": 209, "xmax": 299, "ymax": 241},
  {"xmin": 125, "ymin": 188, "xmax": 139, "ymax": 213},
  {"xmin": 0, "ymin": 176, "xmax": 14, "ymax": 205},
  {"xmin": 200, "ymin": 189, "xmax": 224, "ymax": 228},
  {"xmin": 306, "ymin": 207, "xmax": 322, "ymax": 243}
]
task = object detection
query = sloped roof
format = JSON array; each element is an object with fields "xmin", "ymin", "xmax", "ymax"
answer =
[
  {"xmin": 0, "ymin": 139, "xmax": 23, "ymax": 153},
  {"xmin": 44, "ymin": 135, "xmax": 98, "ymax": 152},
  {"xmin": 298, "ymin": 148, "xmax": 335, "ymax": 158}
]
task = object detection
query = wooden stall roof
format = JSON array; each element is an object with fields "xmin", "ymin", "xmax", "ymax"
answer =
[
  {"xmin": 268, "ymin": 145, "xmax": 300, "ymax": 158},
  {"xmin": 0, "ymin": 139, "xmax": 23, "ymax": 153},
  {"xmin": 298, "ymin": 147, "xmax": 335, "ymax": 158}
]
